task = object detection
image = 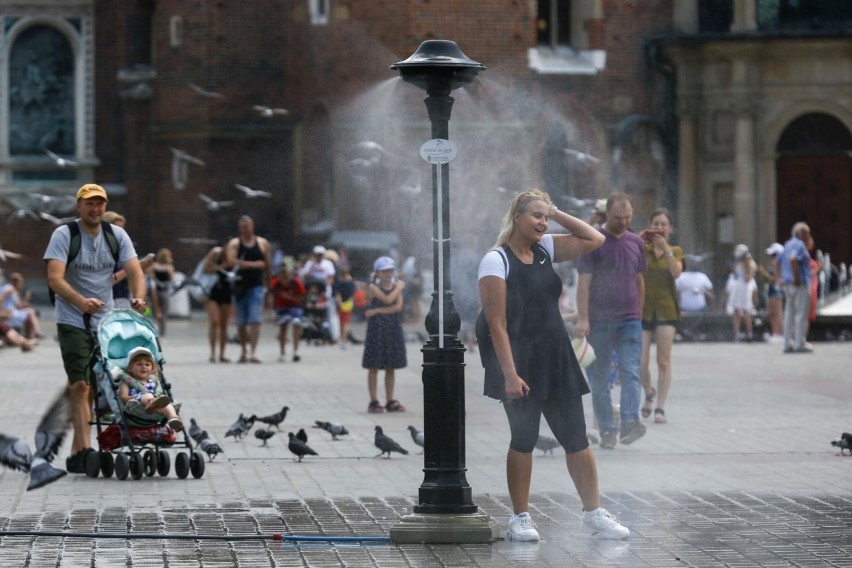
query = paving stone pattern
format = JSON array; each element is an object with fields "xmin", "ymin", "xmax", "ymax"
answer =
[{"xmin": 1, "ymin": 314, "xmax": 851, "ymax": 566}]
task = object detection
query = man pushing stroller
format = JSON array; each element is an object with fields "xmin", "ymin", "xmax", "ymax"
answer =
[{"xmin": 44, "ymin": 183, "xmax": 149, "ymax": 474}]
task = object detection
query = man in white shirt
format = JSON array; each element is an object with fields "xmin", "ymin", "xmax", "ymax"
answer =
[{"xmin": 676, "ymin": 267, "xmax": 714, "ymax": 312}]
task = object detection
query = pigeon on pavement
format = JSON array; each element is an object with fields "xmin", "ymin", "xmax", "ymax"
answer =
[
  {"xmin": 188, "ymin": 418, "xmax": 204, "ymax": 445},
  {"xmin": 288, "ymin": 432, "xmax": 318, "ymax": 462},
  {"xmin": 407, "ymin": 425, "xmax": 424, "ymax": 454},
  {"xmin": 198, "ymin": 430, "xmax": 225, "ymax": 461},
  {"xmin": 0, "ymin": 388, "xmax": 71, "ymax": 491},
  {"xmin": 225, "ymin": 413, "xmax": 255, "ymax": 440},
  {"xmin": 374, "ymin": 426, "xmax": 408, "ymax": 459},
  {"xmin": 296, "ymin": 428, "xmax": 308, "ymax": 443},
  {"xmin": 257, "ymin": 406, "xmax": 289, "ymax": 431},
  {"xmin": 313, "ymin": 420, "xmax": 349, "ymax": 440},
  {"xmin": 535, "ymin": 434, "xmax": 560, "ymax": 456},
  {"xmin": 255, "ymin": 429, "xmax": 276, "ymax": 447}
]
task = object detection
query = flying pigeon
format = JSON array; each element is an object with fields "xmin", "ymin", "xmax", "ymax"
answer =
[
  {"xmin": 252, "ymin": 105, "xmax": 289, "ymax": 117},
  {"xmin": 257, "ymin": 406, "xmax": 289, "ymax": 431},
  {"xmin": 313, "ymin": 420, "xmax": 349, "ymax": 440},
  {"xmin": 199, "ymin": 436, "xmax": 223, "ymax": 461},
  {"xmin": 178, "ymin": 237, "xmax": 218, "ymax": 246},
  {"xmin": 45, "ymin": 148, "xmax": 78, "ymax": 168},
  {"xmin": 374, "ymin": 426, "xmax": 408, "ymax": 459},
  {"xmin": 288, "ymin": 432, "xmax": 318, "ymax": 462},
  {"xmin": 255, "ymin": 429, "xmax": 276, "ymax": 447},
  {"xmin": 535, "ymin": 435, "xmax": 560, "ymax": 456},
  {"xmin": 7, "ymin": 208, "xmax": 39, "ymax": 224},
  {"xmin": 38, "ymin": 211, "xmax": 76, "ymax": 226},
  {"xmin": 188, "ymin": 81, "xmax": 225, "ymax": 99},
  {"xmin": 0, "ymin": 244, "xmax": 24, "ymax": 262},
  {"xmin": 0, "ymin": 388, "xmax": 71, "ymax": 491},
  {"xmin": 407, "ymin": 425, "xmax": 424, "ymax": 454},
  {"xmin": 234, "ymin": 184, "xmax": 273, "ymax": 198},
  {"xmin": 199, "ymin": 194, "xmax": 234, "ymax": 212},
  {"xmin": 170, "ymin": 147, "xmax": 206, "ymax": 167},
  {"xmin": 563, "ymin": 148, "xmax": 600, "ymax": 163}
]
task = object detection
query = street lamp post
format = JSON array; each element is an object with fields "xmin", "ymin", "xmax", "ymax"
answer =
[{"xmin": 388, "ymin": 40, "xmax": 495, "ymax": 544}]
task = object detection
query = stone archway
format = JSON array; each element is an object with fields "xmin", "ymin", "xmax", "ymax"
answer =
[{"xmin": 776, "ymin": 113, "xmax": 852, "ymax": 265}]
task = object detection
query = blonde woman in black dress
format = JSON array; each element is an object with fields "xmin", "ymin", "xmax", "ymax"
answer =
[{"xmin": 479, "ymin": 189, "xmax": 630, "ymax": 542}]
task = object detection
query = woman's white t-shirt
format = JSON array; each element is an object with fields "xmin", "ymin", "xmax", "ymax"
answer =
[{"xmin": 477, "ymin": 234, "xmax": 556, "ymax": 280}]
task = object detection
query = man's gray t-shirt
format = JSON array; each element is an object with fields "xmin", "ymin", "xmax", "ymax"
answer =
[{"xmin": 43, "ymin": 220, "xmax": 137, "ymax": 329}]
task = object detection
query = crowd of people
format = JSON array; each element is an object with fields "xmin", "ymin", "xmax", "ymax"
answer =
[{"xmin": 1, "ymin": 180, "xmax": 843, "ymax": 544}]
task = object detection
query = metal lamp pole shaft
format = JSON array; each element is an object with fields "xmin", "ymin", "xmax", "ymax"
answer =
[{"xmin": 414, "ymin": 91, "xmax": 475, "ymax": 515}]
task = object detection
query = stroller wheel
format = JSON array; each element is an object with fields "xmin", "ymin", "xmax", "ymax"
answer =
[
  {"xmin": 190, "ymin": 451, "xmax": 206, "ymax": 479},
  {"xmin": 99, "ymin": 452, "xmax": 115, "ymax": 478},
  {"xmin": 84, "ymin": 449, "xmax": 100, "ymax": 478},
  {"xmin": 156, "ymin": 450, "xmax": 171, "ymax": 477},
  {"xmin": 175, "ymin": 452, "xmax": 190, "ymax": 479},
  {"xmin": 114, "ymin": 453, "xmax": 130, "ymax": 480},
  {"xmin": 143, "ymin": 450, "xmax": 157, "ymax": 477},
  {"xmin": 129, "ymin": 452, "xmax": 143, "ymax": 480}
]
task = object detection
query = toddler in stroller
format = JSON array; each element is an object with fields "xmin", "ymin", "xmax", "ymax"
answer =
[
  {"xmin": 115, "ymin": 346, "xmax": 183, "ymax": 432},
  {"xmin": 86, "ymin": 309, "xmax": 202, "ymax": 480}
]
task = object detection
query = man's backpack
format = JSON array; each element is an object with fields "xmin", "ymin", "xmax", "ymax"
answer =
[{"xmin": 49, "ymin": 221, "xmax": 120, "ymax": 305}]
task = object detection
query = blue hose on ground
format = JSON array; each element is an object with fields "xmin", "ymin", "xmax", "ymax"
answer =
[{"xmin": 0, "ymin": 530, "xmax": 390, "ymax": 543}]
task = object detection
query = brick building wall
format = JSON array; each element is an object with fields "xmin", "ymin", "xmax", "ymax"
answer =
[{"xmin": 1, "ymin": 0, "xmax": 675, "ymax": 283}]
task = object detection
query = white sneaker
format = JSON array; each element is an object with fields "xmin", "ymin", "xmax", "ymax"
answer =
[
  {"xmin": 581, "ymin": 508, "xmax": 630, "ymax": 540},
  {"xmin": 506, "ymin": 512, "xmax": 540, "ymax": 542},
  {"xmin": 278, "ymin": 354, "xmax": 286, "ymax": 363}
]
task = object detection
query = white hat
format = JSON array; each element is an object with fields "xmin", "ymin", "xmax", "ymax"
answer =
[
  {"xmin": 765, "ymin": 242, "xmax": 784, "ymax": 256},
  {"xmin": 127, "ymin": 346, "xmax": 155, "ymax": 363},
  {"xmin": 373, "ymin": 256, "xmax": 396, "ymax": 272},
  {"xmin": 733, "ymin": 244, "xmax": 749, "ymax": 258},
  {"xmin": 312, "ymin": 245, "xmax": 327, "ymax": 255}
]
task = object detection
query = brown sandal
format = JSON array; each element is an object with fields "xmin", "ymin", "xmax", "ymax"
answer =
[
  {"xmin": 654, "ymin": 408, "xmax": 667, "ymax": 424},
  {"xmin": 385, "ymin": 400, "xmax": 406, "ymax": 412},
  {"xmin": 641, "ymin": 388, "xmax": 656, "ymax": 418}
]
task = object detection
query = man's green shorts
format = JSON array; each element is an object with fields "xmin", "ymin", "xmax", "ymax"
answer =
[{"xmin": 57, "ymin": 324, "xmax": 94, "ymax": 384}]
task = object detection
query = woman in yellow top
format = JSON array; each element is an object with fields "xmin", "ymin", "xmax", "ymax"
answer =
[{"xmin": 639, "ymin": 208, "xmax": 683, "ymax": 424}]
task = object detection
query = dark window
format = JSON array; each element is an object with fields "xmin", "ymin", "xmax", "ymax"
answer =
[
  {"xmin": 699, "ymin": 0, "xmax": 733, "ymax": 33},
  {"xmin": 8, "ymin": 25, "xmax": 75, "ymax": 156},
  {"xmin": 759, "ymin": 0, "xmax": 852, "ymax": 30},
  {"xmin": 537, "ymin": 0, "xmax": 572, "ymax": 47}
]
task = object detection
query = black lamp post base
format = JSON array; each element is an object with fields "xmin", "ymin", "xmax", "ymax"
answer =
[{"xmin": 389, "ymin": 511, "xmax": 497, "ymax": 544}]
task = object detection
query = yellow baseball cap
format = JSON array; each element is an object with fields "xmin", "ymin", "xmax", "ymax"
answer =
[{"xmin": 76, "ymin": 183, "xmax": 108, "ymax": 201}]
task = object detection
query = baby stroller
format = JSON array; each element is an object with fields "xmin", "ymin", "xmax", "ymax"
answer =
[
  {"xmin": 301, "ymin": 281, "xmax": 333, "ymax": 344},
  {"xmin": 82, "ymin": 309, "xmax": 204, "ymax": 480}
]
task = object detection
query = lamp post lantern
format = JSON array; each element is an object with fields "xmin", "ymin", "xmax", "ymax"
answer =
[{"xmin": 389, "ymin": 40, "xmax": 495, "ymax": 544}]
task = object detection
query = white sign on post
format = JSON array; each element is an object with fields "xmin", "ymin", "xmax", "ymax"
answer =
[{"xmin": 419, "ymin": 139, "xmax": 458, "ymax": 164}]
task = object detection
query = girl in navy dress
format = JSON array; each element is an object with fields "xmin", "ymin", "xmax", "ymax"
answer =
[{"xmin": 362, "ymin": 256, "xmax": 407, "ymax": 413}]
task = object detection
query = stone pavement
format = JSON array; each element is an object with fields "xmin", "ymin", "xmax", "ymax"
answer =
[{"xmin": 1, "ymin": 311, "xmax": 851, "ymax": 567}]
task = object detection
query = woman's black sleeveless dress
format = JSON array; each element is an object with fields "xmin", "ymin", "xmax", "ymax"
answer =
[{"xmin": 483, "ymin": 244, "xmax": 589, "ymax": 402}]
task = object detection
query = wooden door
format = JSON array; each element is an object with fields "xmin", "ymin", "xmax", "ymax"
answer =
[{"xmin": 776, "ymin": 155, "xmax": 852, "ymax": 265}]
